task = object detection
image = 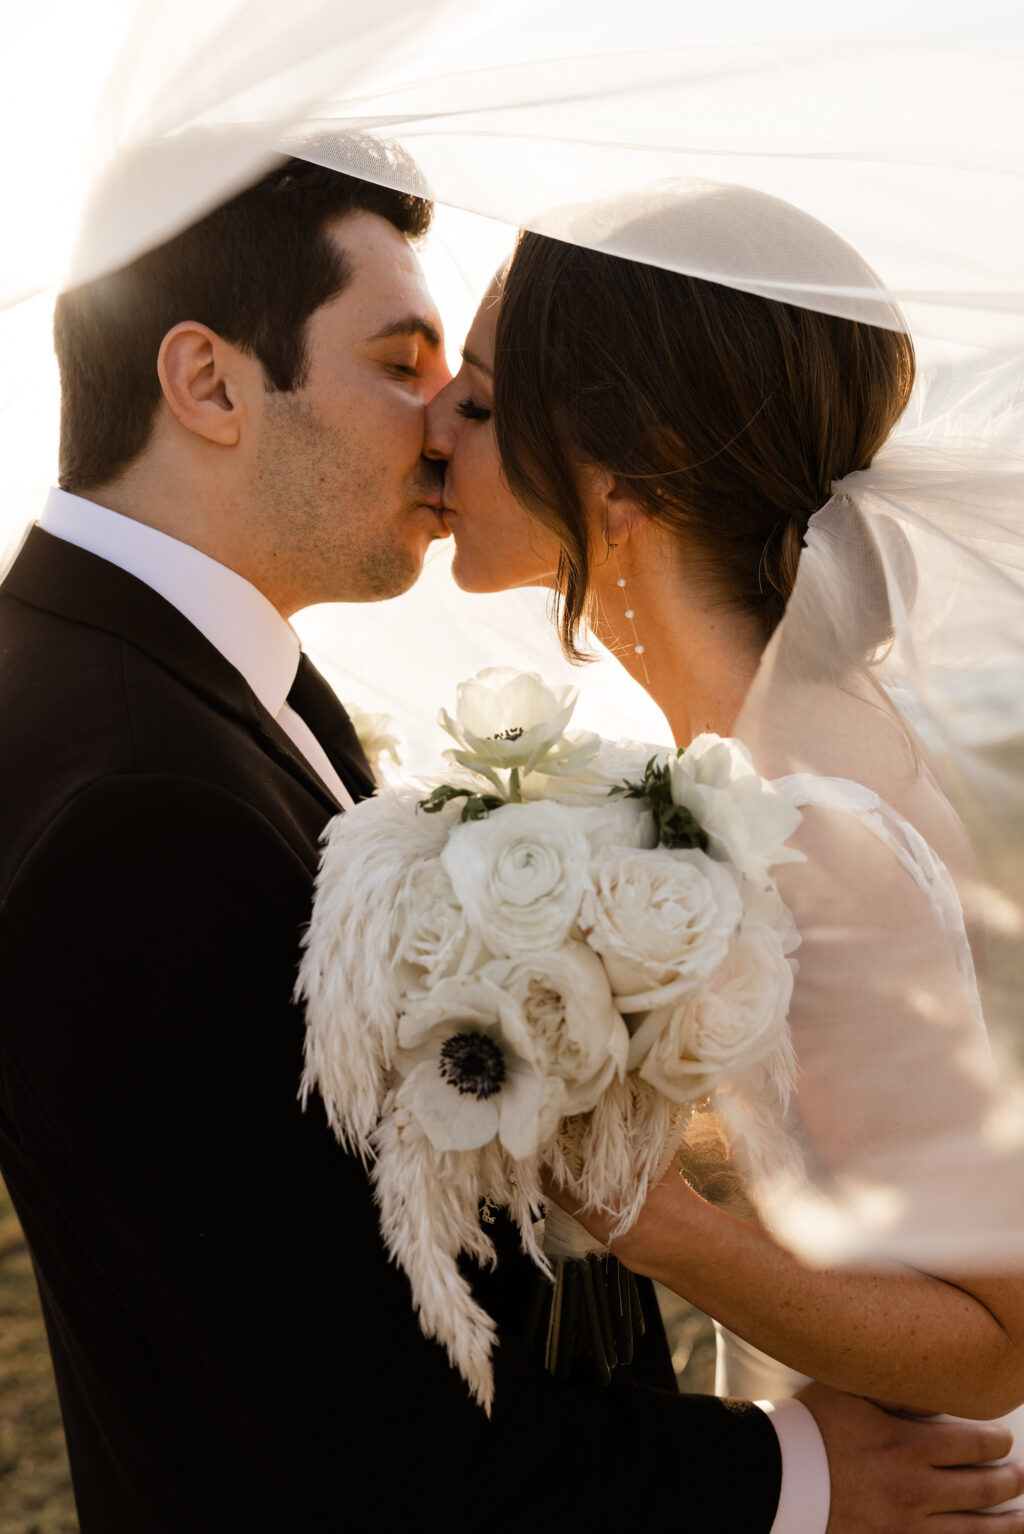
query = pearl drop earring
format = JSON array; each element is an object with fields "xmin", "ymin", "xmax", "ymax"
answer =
[{"xmin": 604, "ymin": 532, "xmax": 650, "ymax": 687}]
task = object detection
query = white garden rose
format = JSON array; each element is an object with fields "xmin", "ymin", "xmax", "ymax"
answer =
[
  {"xmin": 393, "ymin": 975, "xmax": 565, "ymax": 1157},
  {"xmin": 669, "ymin": 734, "xmax": 804, "ymax": 888},
  {"xmin": 737, "ymin": 876, "xmax": 801, "ymax": 958},
  {"xmin": 442, "ymin": 801, "xmax": 591, "ymax": 956},
  {"xmin": 576, "ymin": 797, "xmax": 658, "ymax": 858},
  {"xmin": 579, "ymin": 846, "xmax": 742, "ymax": 1012},
  {"xmin": 439, "ymin": 667, "xmax": 598, "ymax": 780},
  {"xmin": 483, "ymin": 941, "xmax": 629, "ymax": 1113},
  {"xmin": 629, "ymin": 923, "xmax": 795, "ymax": 1103},
  {"xmin": 395, "ymin": 860, "xmax": 491, "ymax": 994}
]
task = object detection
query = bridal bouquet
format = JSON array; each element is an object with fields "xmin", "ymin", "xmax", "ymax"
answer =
[{"xmin": 298, "ymin": 669, "xmax": 803, "ymax": 1410}]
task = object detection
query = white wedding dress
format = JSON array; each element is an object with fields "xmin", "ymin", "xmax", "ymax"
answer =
[{"xmin": 715, "ymin": 771, "xmax": 1024, "ymax": 1514}]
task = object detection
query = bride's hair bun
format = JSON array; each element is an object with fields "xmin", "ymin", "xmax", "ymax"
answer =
[{"xmin": 494, "ymin": 184, "xmax": 915, "ymax": 661}]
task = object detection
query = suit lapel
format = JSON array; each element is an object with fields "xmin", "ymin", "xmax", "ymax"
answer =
[
  {"xmin": 2, "ymin": 528, "xmax": 364, "ymax": 812},
  {"xmin": 248, "ymin": 699, "xmax": 347, "ymax": 814}
]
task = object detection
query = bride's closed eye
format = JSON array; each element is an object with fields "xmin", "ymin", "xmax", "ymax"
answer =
[{"xmin": 455, "ymin": 397, "xmax": 492, "ymax": 423}]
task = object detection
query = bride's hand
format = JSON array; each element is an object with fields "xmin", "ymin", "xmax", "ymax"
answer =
[{"xmin": 541, "ymin": 1161, "xmax": 709, "ymax": 1280}]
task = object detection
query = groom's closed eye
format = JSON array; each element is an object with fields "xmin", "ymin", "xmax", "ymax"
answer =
[{"xmin": 364, "ymin": 313, "xmax": 447, "ymax": 388}]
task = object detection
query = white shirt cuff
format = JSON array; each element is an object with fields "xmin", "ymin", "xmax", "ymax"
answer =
[{"xmin": 757, "ymin": 1397, "xmax": 831, "ymax": 1534}]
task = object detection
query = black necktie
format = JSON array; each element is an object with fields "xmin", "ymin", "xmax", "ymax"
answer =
[{"xmin": 286, "ymin": 653, "xmax": 376, "ymax": 804}]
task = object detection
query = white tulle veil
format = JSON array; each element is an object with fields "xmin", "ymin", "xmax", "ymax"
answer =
[{"xmin": 1, "ymin": 0, "xmax": 1022, "ymax": 1268}]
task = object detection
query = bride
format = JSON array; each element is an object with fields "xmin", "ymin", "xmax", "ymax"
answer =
[{"xmin": 422, "ymin": 186, "xmax": 1024, "ymax": 1434}]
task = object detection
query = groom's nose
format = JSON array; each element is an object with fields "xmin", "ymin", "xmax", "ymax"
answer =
[
  {"xmin": 423, "ymin": 358, "xmax": 453, "ymax": 403},
  {"xmin": 423, "ymin": 384, "xmax": 456, "ymax": 462}
]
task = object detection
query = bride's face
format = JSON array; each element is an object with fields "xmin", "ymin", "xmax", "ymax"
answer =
[{"xmin": 424, "ymin": 281, "xmax": 563, "ymax": 593}]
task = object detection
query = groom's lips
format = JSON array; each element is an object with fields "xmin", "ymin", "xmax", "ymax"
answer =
[{"xmin": 414, "ymin": 494, "xmax": 451, "ymax": 537}]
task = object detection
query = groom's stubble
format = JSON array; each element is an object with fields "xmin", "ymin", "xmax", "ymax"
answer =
[{"xmin": 251, "ymin": 388, "xmax": 446, "ymax": 607}]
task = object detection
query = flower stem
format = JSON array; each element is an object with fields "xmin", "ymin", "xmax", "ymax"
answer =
[
  {"xmin": 508, "ymin": 767, "xmax": 522, "ymax": 803},
  {"xmin": 590, "ymin": 1255, "xmax": 618, "ymax": 1366},
  {"xmin": 580, "ymin": 1259, "xmax": 612, "ymax": 1387},
  {"xmin": 610, "ymin": 1256, "xmax": 634, "ymax": 1365}
]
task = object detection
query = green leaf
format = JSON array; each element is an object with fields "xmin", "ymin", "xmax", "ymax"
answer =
[
  {"xmin": 417, "ymin": 784, "xmax": 506, "ymax": 821},
  {"xmin": 610, "ymin": 753, "xmax": 708, "ymax": 851},
  {"xmin": 418, "ymin": 784, "xmax": 466, "ymax": 814},
  {"xmin": 460, "ymin": 794, "xmax": 505, "ymax": 821}
]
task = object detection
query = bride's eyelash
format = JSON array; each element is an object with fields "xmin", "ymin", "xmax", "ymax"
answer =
[{"xmin": 455, "ymin": 397, "xmax": 492, "ymax": 422}]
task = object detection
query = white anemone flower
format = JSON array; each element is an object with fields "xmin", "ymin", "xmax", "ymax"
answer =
[
  {"xmin": 393, "ymin": 975, "xmax": 565, "ymax": 1158},
  {"xmin": 669, "ymin": 734, "xmax": 804, "ymax": 889},
  {"xmin": 439, "ymin": 667, "xmax": 597, "ymax": 781}
]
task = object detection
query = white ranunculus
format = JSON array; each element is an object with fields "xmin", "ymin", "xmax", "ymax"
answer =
[
  {"xmin": 579, "ymin": 846, "xmax": 743, "ymax": 1012},
  {"xmin": 393, "ymin": 975, "xmax": 565, "ymax": 1157},
  {"xmin": 442, "ymin": 801, "xmax": 591, "ymax": 956},
  {"xmin": 395, "ymin": 860, "xmax": 491, "ymax": 994},
  {"xmin": 669, "ymin": 734, "xmax": 804, "ymax": 888},
  {"xmin": 439, "ymin": 667, "xmax": 598, "ymax": 779},
  {"xmin": 628, "ymin": 924, "xmax": 795, "ymax": 1103},
  {"xmin": 482, "ymin": 941, "xmax": 629, "ymax": 1112}
]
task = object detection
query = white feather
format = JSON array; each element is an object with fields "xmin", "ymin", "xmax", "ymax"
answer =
[
  {"xmin": 371, "ymin": 1101, "xmax": 503, "ymax": 1412},
  {"xmin": 297, "ymin": 790, "xmax": 456, "ymax": 1154}
]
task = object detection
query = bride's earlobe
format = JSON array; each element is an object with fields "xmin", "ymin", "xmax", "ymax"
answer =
[{"xmin": 603, "ymin": 488, "xmax": 649, "ymax": 548}]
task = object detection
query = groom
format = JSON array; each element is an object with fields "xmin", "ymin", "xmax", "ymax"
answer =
[{"xmin": 0, "ymin": 152, "xmax": 1017, "ymax": 1533}]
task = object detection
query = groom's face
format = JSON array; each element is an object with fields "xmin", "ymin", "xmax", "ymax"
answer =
[{"xmin": 249, "ymin": 211, "xmax": 450, "ymax": 613}]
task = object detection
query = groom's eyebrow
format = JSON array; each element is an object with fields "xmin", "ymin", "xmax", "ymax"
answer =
[
  {"xmin": 367, "ymin": 314, "xmax": 443, "ymax": 350},
  {"xmin": 461, "ymin": 346, "xmax": 492, "ymax": 377}
]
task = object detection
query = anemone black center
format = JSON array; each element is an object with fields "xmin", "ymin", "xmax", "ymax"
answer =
[
  {"xmin": 439, "ymin": 1031, "xmax": 507, "ymax": 1099},
  {"xmin": 491, "ymin": 726, "xmax": 525, "ymax": 741}
]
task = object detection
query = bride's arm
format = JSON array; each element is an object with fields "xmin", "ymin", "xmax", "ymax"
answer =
[
  {"xmin": 563, "ymin": 1163, "xmax": 1024, "ymax": 1420},
  {"xmin": 558, "ymin": 798, "xmax": 1024, "ymax": 1419}
]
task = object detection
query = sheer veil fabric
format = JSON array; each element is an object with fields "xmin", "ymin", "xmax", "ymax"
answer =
[{"xmin": 1, "ymin": 0, "xmax": 1023, "ymax": 1267}]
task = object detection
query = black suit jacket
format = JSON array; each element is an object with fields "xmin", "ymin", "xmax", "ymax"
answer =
[{"xmin": 0, "ymin": 527, "xmax": 782, "ymax": 1531}]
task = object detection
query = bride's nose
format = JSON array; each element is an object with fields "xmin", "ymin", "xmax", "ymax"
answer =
[{"xmin": 423, "ymin": 378, "xmax": 459, "ymax": 462}]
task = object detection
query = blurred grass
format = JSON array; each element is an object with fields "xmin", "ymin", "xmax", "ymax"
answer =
[{"xmin": 0, "ymin": 1183, "xmax": 78, "ymax": 1534}]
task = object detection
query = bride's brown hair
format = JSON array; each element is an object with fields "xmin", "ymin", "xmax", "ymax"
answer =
[{"xmin": 494, "ymin": 196, "xmax": 915, "ymax": 661}]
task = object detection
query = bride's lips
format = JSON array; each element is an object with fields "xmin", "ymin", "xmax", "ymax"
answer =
[{"xmin": 410, "ymin": 489, "xmax": 450, "ymax": 534}]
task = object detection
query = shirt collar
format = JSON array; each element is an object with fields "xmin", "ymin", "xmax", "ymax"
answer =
[{"xmin": 38, "ymin": 488, "xmax": 300, "ymax": 717}]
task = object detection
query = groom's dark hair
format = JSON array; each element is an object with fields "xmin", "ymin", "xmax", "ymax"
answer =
[{"xmin": 54, "ymin": 145, "xmax": 433, "ymax": 491}]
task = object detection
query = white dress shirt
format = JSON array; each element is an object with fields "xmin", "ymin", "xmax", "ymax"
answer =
[
  {"xmin": 759, "ymin": 1397, "xmax": 831, "ymax": 1534},
  {"xmin": 38, "ymin": 489, "xmax": 354, "ymax": 810},
  {"xmin": 37, "ymin": 487, "xmax": 828, "ymax": 1531}
]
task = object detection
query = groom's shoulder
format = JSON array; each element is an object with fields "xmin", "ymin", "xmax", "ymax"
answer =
[{"xmin": 0, "ymin": 584, "xmax": 316, "ymax": 898}]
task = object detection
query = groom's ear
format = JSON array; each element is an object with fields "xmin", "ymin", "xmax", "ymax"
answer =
[{"xmin": 157, "ymin": 322, "xmax": 246, "ymax": 447}]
